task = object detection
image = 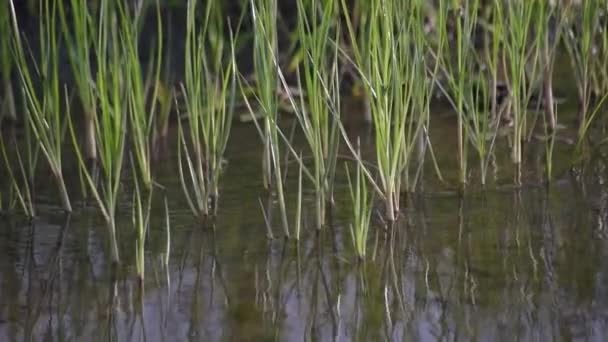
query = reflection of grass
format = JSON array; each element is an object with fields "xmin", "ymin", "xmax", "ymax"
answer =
[{"xmin": 9, "ymin": 0, "xmax": 72, "ymax": 212}]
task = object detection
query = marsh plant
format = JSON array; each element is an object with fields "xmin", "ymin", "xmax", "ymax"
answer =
[
  {"xmin": 57, "ymin": 0, "xmax": 98, "ymax": 161},
  {"xmin": 244, "ymin": 0, "xmax": 290, "ymax": 236},
  {"xmin": 282, "ymin": 0, "xmax": 340, "ymax": 230},
  {"xmin": 0, "ymin": 2, "xmax": 17, "ymax": 123},
  {"xmin": 436, "ymin": 0, "xmax": 480, "ymax": 187},
  {"xmin": 341, "ymin": 0, "xmax": 433, "ymax": 221},
  {"xmin": 535, "ymin": 1, "xmax": 567, "ymax": 181},
  {"xmin": 347, "ymin": 150, "xmax": 373, "ymax": 260},
  {"xmin": 563, "ymin": 0, "xmax": 608, "ymax": 139},
  {"xmin": 9, "ymin": 0, "xmax": 72, "ymax": 212},
  {"xmin": 498, "ymin": 0, "xmax": 542, "ymax": 182},
  {"xmin": 132, "ymin": 165, "xmax": 152, "ymax": 283},
  {"xmin": 179, "ymin": 0, "xmax": 237, "ymax": 218},
  {"xmin": 120, "ymin": 0, "xmax": 164, "ymax": 190},
  {"xmin": 69, "ymin": 0, "xmax": 128, "ymax": 263},
  {"xmin": 0, "ymin": 132, "xmax": 36, "ymax": 216}
]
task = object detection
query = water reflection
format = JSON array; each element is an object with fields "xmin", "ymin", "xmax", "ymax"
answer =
[{"xmin": 1, "ymin": 172, "xmax": 608, "ymax": 340}]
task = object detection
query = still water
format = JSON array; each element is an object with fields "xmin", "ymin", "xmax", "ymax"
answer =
[{"xmin": 1, "ymin": 113, "xmax": 607, "ymax": 341}]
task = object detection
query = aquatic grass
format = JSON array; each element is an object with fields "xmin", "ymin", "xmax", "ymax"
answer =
[
  {"xmin": 562, "ymin": 0, "xmax": 603, "ymax": 135},
  {"xmin": 346, "ymin": 147, "xmax": 373, "ymax": 260},
  {"xmin": 591, "ymin": 6, "xmax": 608, "ymax": 99},
  {"xmin": 132, "ymin": 161, "xmax": 152, "ymax": 284},
  {"xmin": 0, "ymin": 134, "xmax": 35, "ymax": 216},
  {"xmin": 119, "ymin": 0, "xmax": 163, "ymax": 190},
  {"xmin": 153, "ymin": 13, "xmax": 175, "ymax": 143},
  {"xmin": 178, "ymin": 0, "xmax": 237, "ymax": 218},
  {"xmin": 535, "ymin": 1, "xmax": 566, "ymax": 181},
  {"xmin": 281, "ymin": 0, "xmax": 340, "ymax": 229},
  {"xmin": 246, "ymin": 0, "xmax": 290, "ymax": 236},
  {"xmin": 339, "ymin": 0, "xmax": 432, "ymax": 221},
  {"xmin": 68, "ymin": 0, "xmax": 128, "ymax": 264},
  {"xmin": 9, "ymin": 0, "xmax": 72, "ymax": 212},
  {"xmin": 498, "ymin": 0, "xmax": 542, "ymax": 182},
  {"xmin": 57, "ymin": 0, "xmax": 98, "ymax": 160},
  {"xmin": 435, "ymin": 0, "xmax": 479, "ymax": 187},
  {"xmin": 0, "ymin": 2, "xmax": 17, "ymax": 123}
]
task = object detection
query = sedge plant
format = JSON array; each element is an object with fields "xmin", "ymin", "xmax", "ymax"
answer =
[
  {"xmin": 286, "ymin": 0, "xmax": 340, "ymax": 229},
  {"xmin": 119, "ymin": 0, "xmax": 164, "ymax": 190},
  {"xmin": 435, "ymin": 0, "xmax": 478, "ymax": 187},
  {"xmin": 243, "ymin": 0, "xmax": 290, "ymax": 235},
  {"xmin": 435, "ymin": 0, "xmax": 500, "ymax": 187},
  {"xmin": 498, "ymin": 0, "xmax": 542, "ymax": 183},
  {"xmin": 346, "ymin": 145, "xmax": 373, "ymax": 260},
  {"xmin": 132, "ymin": 162, "xmax": 152, "ymax": 284},
  {"xmin": 1, "ymin": 2, "xmax": 17, "ymax": 123},
  {"xmin": 69, "ymin": 0, "xmax": 128, "ymax": 264},
  {"xmin": 0, "ymin": 134, "xmax": 35, "ymax": 216},
  {"xmin": 340, "ymin": 0, "xmax": 432, "ymax": 221},
  {"xmin": 57, "ymin": 0, "xmax": 98, "ymax": 161},
  {"xmin": 9, "ymin": 0, "xmax": 72, "ymax": 211},
  {"xmin": 562, "ymin": 0, "xmax": 604, "ymax": 136},
  {"xmin": 179, "ymin": 0, "xmax": 237, "ymax": 218}
]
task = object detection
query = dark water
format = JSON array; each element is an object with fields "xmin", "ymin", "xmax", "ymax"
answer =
[{"xmin": 1, "ymin": 111, "xmax": 608, "ymax": 341}]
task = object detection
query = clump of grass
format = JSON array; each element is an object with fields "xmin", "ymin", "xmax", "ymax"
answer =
[
  {"xmin": 562, "ymin": 0, "xmax": 604, "ymax": 135},
  {"xmin": 0, "ymin": 133, "xmax": 35, "ymax": 216},
  {"xmin": 57, "ymin": 0, "xmax": 98, "ymax": 161},
  {"xmin": 120, "ymin": 0, "xmax": 163, "ymax": 190},
  {"xmin": 435, "ymin": 0, "xmax": 479, "ymax": 187},
  {"xmin": 243, "ymin": 0, "xmax": 290, "ymax": 236},
  {"xmin": 1, "ymin": 1, "xmax": 17, "ymax": 124},
  {"xmin": 179, "ymin": 0, "xmax": 237, "ymax": 218},
  {"xmin": 9, "ymin": 0, "xmax": 72, "ymax": 212},
  {"xmin": 132, "ymin": 162, "xmax": 152, "ymax": 285},
  {"xmin": 347, "ymin": 145, "xmax": 373, "ymax": 260},
  {"xmin": 498, "ymin": 0, "xmax": 542, "ymax": 183},
  {"xmin": 68, "ymin": 0, "xmax": 128, "ymax": 263},
  {"xmin": 535, "ymin": 1, "xmax": 566, "ymax": 181},
  {"xmin": 280, "ymin": 0, "xmax": 340, "ymax": 230},
  {"xmin": 340, "ymin": 0, "xmax": 432, "ymax": 221}
]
